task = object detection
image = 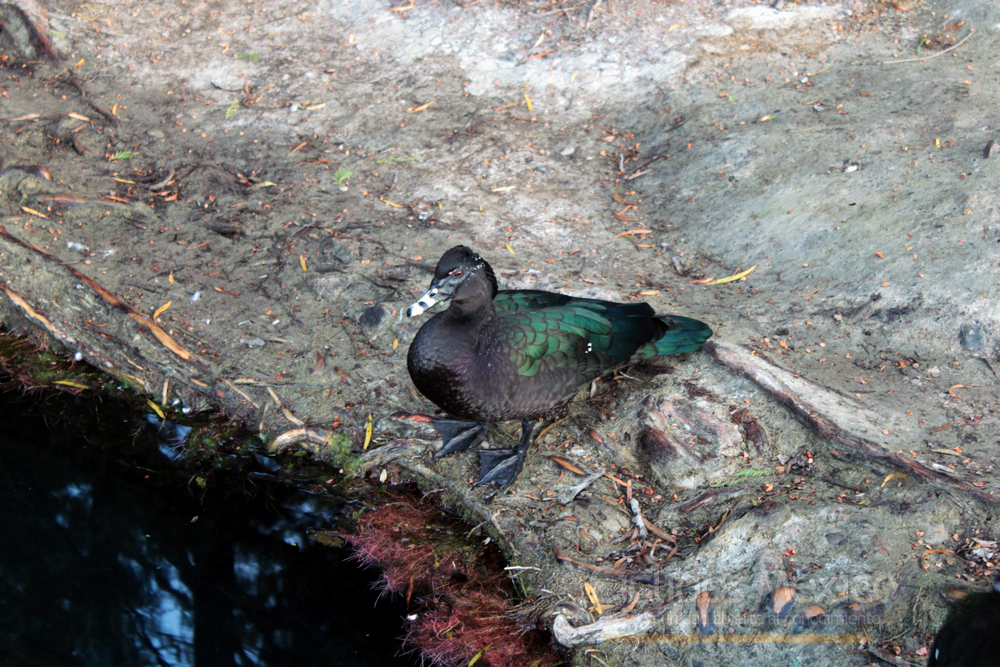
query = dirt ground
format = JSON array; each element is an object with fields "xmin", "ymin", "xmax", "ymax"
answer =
[{"xmin": 1, "ymin": 0, "xmax": 998, "ymax": 664}]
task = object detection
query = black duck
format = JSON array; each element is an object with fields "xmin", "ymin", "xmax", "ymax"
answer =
[
  {"xmin": 405, "ymin": 245, "xmax": 712, "ymax": 488},
  {"xmin": 927, "ymin": 577, "xmax": 1000, "ymax": 667}
]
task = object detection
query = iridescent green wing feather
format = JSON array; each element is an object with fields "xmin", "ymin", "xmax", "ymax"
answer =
[
  {"xmin": 490, "ymin": 292, "xmax": 713, "ymax": 376},
  {"xmin": 492, "ymin": 290, "xmax": 574, "ymax": 314},
  {"xmin": 490, "ymin": 305, "xmax": 647, "ymax": 379}
]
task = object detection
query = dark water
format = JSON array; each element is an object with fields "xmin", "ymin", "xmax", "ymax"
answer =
[{"xmin": 0, "ymin": 393, "xmax": 418, "ymax": 667}]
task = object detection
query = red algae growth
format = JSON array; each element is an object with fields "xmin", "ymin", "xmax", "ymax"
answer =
[{"xmin": 345, "ymin": 491, "xmax": 560, "ymax": 667}]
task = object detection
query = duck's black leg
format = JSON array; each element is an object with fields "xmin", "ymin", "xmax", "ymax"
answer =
[
  {"xmin": 431, "ymin": 419, "xmax": 489, "ymax": 458},
  {"xmin": 472, "ymin": 418, "xmax": 536, "ymax": 489}
]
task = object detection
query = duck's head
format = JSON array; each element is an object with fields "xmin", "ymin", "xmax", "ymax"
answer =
[{"xmin": 406, "ymin": 245, "xmax": 498, "ymax": 317}]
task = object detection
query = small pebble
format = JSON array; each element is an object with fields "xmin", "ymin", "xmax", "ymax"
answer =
[
  {"xmin": 841, "ymin": 160, "xmax": 861, "ymax": 173},
  {"xmin": 959, "ymin": 323, "xmax": 984, "ymax": 351}
]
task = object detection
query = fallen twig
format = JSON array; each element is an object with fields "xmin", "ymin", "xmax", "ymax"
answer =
[
  {"xmin": 555, "ymin": 546, "xmax": 674, "ymax": 586},
  {"xmin": 882, "ymin": 28, "xmax": 974, "ymax": 64},
  {"xmin": 0, "ymin": 225, "xmax": 204, "ymax": 368}
]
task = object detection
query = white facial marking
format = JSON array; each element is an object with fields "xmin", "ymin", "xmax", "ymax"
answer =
[{"xmin": 406, "ymin": 291, "xmax": 439, "ymax": 317}]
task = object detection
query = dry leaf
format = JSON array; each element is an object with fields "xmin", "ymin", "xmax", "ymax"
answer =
[{"xmin": 584, "ymin": 581, "xmax": 603, "ymax": 615}]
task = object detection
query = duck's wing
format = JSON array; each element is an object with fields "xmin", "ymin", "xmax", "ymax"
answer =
[
  {"xmin": 487, "ymin": 302, "xmax": 662, "ymax": 381},
  {"xmin": 488, "ymin": 304, "xmax": 712, "ymax": 377},
  {"xmin": 494, "ymin": 289, "xmax": 662, "ymax": 314},
  {"xmin": 492, "ymin": 290, "xmax": 574, "ymax": 314}
]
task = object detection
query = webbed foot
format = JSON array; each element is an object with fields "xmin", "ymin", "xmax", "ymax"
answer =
[
  {"xmin": 472, "ymin": 418, "xmax": 536, "ymax": 490},
  {"xmin": 390, "ymin": 411, "xmax": 488, "ymax": 458},
  {"xmin": 430, "ymin": 419, "xmax": 488, "ymax": 458}
]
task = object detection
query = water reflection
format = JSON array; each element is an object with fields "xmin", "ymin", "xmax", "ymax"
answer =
[{"xmin": 0, "ymin": 395, "xmax": 417, "ymax": 667}]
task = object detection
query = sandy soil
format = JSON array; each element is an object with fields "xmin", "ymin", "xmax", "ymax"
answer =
[{"xmin": 1, "ymin": 0, "xmax": 998, "ymax": 664}]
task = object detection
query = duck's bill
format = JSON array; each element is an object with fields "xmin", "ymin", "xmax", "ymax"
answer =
[
  {"xmin": 407, "ymin": 273, "xmax": 464, "ymax": 317},
  {"xmin": 406, "ymin": 288, "xmax": 440, "ymax": 317}
]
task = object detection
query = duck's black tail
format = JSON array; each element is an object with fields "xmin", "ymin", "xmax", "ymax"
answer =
[{"xmin": 645, "ymin": 315, "xmax": 713, "ymax": 357}]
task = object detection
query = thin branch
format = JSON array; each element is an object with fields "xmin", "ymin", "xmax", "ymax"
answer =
[{"xmin": 882, "ymin": 29, "xmax": 974, "ymax": 65}]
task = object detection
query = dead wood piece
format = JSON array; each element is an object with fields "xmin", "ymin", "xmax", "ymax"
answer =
[
  {"xmin": 269, "ymin": 427, "xmax": 331, "ymax": 455},
  {"xmin": 647, "ymin": 395, "xmax": 743, "ymax": 450},
  {"xmin": 0, "ymin": 4, "xmax": 59, "ymax": 62},
  {"xmin": 704, "ymin": 341, "xmax": 1000, "ymax": 506},
  {"xmin": 635, "ymin": 395, "xmax": 744, "ymax": 490},
  {"xmin": 360, "ymin": 440, "xmax": 423, "ymax": 472},
  {"xmin": 552, "ymin": 596, "xmax": 679, "ymax": 648},
  {"xmin": 730, "ymin": 407, "xmax": 771, "ymax": 454},
  {"xmin": 629, "ymin": 498, "xmax": 648, "ymax": 538},
  {"xmin": 557, "ymin": 469, "xmax": 605, "ymax": 505},
  {"xmin": 0, "ymin": 282, "xmax": 75, "ymax": 345}
]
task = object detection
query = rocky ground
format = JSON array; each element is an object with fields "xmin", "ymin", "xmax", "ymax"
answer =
[{"xmin": 1, "ymin": 0, "xmax": 998, "ymax": 664}]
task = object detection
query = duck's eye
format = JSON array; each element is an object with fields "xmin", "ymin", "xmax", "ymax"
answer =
[{"xmin": 453, "ymin": 270, "xmax": 464, "ymax": 277}]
